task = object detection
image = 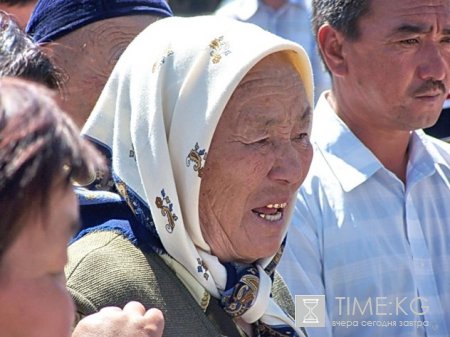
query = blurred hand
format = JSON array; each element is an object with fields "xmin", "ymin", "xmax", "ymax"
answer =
[{"xmin": 72, "ymin": 301, "xmax": 164, "ymax": 337}]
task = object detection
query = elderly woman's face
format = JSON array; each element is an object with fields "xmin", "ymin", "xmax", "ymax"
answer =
[{"xmin": 199, "ymin": 52, "xmax": 312, "ymax": 263}]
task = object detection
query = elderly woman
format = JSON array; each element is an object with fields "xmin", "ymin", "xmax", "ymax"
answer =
[
  {"xmin": 0, "ymin": 78, "xmax": 164, "ymax": 337},
  {"xmin": 67, "ymin": 15, "xmax": 313, "ymax": 337}
]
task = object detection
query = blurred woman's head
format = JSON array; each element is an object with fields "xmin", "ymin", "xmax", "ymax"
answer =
[{"xmin": 0, "ymin": 77, "xmax": 103, "ymax": 337}]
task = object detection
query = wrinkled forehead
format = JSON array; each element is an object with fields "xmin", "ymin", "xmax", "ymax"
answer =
[
  {"xmin": 230, "ymin": 51, "xmax": 311, "ymax": 109},
  {"xmin": 221, "ymin": 52, "xmax": 311, "ymax": 129},
  {"xmin": 236, "ymin": 52, "xmax": 304, "ymax": 91}
]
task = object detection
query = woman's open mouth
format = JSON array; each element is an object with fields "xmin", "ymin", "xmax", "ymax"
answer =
[{"xmin": 252, "ymin": 203, "xmax": 287, "ymax": 222}]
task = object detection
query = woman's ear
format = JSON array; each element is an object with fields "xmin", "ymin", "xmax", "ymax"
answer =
[{"xmin": 317, "ymin": 24, "xmax": 348, "ymax": 77}]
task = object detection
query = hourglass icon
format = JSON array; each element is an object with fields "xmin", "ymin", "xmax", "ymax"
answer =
[{"xmin": 302, "ymin": 298, "xmax": 320, "ymax": 324}]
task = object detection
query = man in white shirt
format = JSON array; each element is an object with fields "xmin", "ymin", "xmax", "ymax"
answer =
[
  {"xmin": 216, "ymin": 0, "xmax": 330, "ymax": 101},
  {"xmin": 278, "ymin": 0, "xmax": 450, "ymax": 336}
]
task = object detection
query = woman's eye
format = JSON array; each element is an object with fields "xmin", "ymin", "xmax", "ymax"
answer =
[
  {"xmin": 293, "ymin": 133, "xmax": 311, "ymax": 149},
  {"xmin": 400, "ymin": 38, "xmax": 419, "ymax": 45},
  {"xmin": 294, "ymin": 133, "xmax": 309, "ymax": 141}
]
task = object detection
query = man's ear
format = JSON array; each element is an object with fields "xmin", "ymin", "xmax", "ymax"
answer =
[{"xmin": 317, "ymin": 24, "xmax": 348, "ymax": 77}]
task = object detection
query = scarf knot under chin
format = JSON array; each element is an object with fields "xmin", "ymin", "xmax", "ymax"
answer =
[
  {"xmin": 219, "ymin": 248, "xmax": 303, "ymax": 336},
  {"xmin": 221, "ymin": 265, "xmax": 260, "ymax": 317}
]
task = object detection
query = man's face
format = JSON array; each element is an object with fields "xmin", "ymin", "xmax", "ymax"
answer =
[{"xmin": 338, "ymin": 0, "xmax": 450, "ymax": 133}]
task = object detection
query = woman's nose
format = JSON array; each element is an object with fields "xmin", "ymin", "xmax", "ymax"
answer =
[{"xmin": 268, "ymin": 141, "xmax": 313, "ymax": 185}]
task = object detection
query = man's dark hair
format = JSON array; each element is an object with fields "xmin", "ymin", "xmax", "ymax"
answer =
[
  {"xmin": 312, "ymin": 0, "xmax": 371, "ymax": 41},
  {"xmin": 312, "ymin": 0, "xmax": 372, "ymax": 75},
  {"xmin": 312, "ymin": 0, "xmax": 371, "ymax": 73},
  {"xmin": 0, "ymin": 11, "xmax": 61, "ymax": 88},
  {"xmin": 0, "ymin": 77, "xmax": 104, "ymax": 262}
]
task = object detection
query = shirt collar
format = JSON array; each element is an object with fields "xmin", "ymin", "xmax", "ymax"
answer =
[
  {"xmin": 311, "ymin": 92, "xmax": 385, "ymax": 192},
  {"xmin": 408, "ymin": 130, "xmax": 450, "ymax": 185},
  {"xmin": 312, "ymin": 91, "xmax": 450, "ymax": 191}
]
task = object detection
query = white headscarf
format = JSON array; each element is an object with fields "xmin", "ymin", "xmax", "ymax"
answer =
[{"xmin": 82, "ymin": 15, "xmax": 313, "ymax": 335}]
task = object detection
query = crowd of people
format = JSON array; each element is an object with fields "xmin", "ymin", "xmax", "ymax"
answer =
[{"xmin": 0, "ymin": 0, "xmax": 449, "ymax": 337}]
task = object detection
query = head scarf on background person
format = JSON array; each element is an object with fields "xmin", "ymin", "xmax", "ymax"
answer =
[
  {"xmin": 81, "ymin": 15, "xmax": 313, "ymax": 335},
  {"xmin": 26, "ymin": 0, "xmax": 172, "ymax": 43}
]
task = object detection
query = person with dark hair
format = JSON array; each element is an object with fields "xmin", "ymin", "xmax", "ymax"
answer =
[
  {"xmin": 26, "ymin": 0, "xmax": 173, "ymax": 128},
  {"xmin": 0, "ymin": 11, "xmax": 60, "ymax": 88},
  {"xmin": 278, "ymin": 0, "xmax": 450, "ymax": 336},
  {"xmin": 0, "ymin": 77, "xmax": 165, "ymax": 337},
  {"xmin": 0, "ymin": 0, "xmax": 36, "ymax": 29}
]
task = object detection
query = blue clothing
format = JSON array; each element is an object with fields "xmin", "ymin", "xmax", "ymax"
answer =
[
  {"xmin": 216, "ymin": 0, "xmax": 330, "ymax": 101},
  {"xmin": 278, "ymin": 92, "xmax": 450, "ymax": 337},
  {"xmin": 75, "ymin": 188, "xmax": 163, "ymax": 253},
  {"xmin": 26, "ymin": 0, "xmax": 172, "ymax": 43}
]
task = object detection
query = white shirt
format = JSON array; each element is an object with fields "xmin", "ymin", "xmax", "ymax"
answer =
[
  {"xmin": 216, "ymin": 0, "xmax": 330, "ymax": 101},
  {"xmin": 278, "ymin": 92, "xmax": 450, "ymax": 337}
]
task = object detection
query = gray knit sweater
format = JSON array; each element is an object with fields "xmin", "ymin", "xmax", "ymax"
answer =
[{"xmin": 65, "ymin": 230, "xmax": 295, "ymax": 337}]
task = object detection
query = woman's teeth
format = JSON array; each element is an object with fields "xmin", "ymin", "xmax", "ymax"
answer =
[
  {"xmin": 255, "ymin": 202, "xmax": 287, "ymax": 222},
  {"xmin": 266, "ymin": 203, "xmax": 287, "ymax": 209},
  {"xmin": 258, "ymin": 212, "xmax": 282, "ymax": 221}
]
